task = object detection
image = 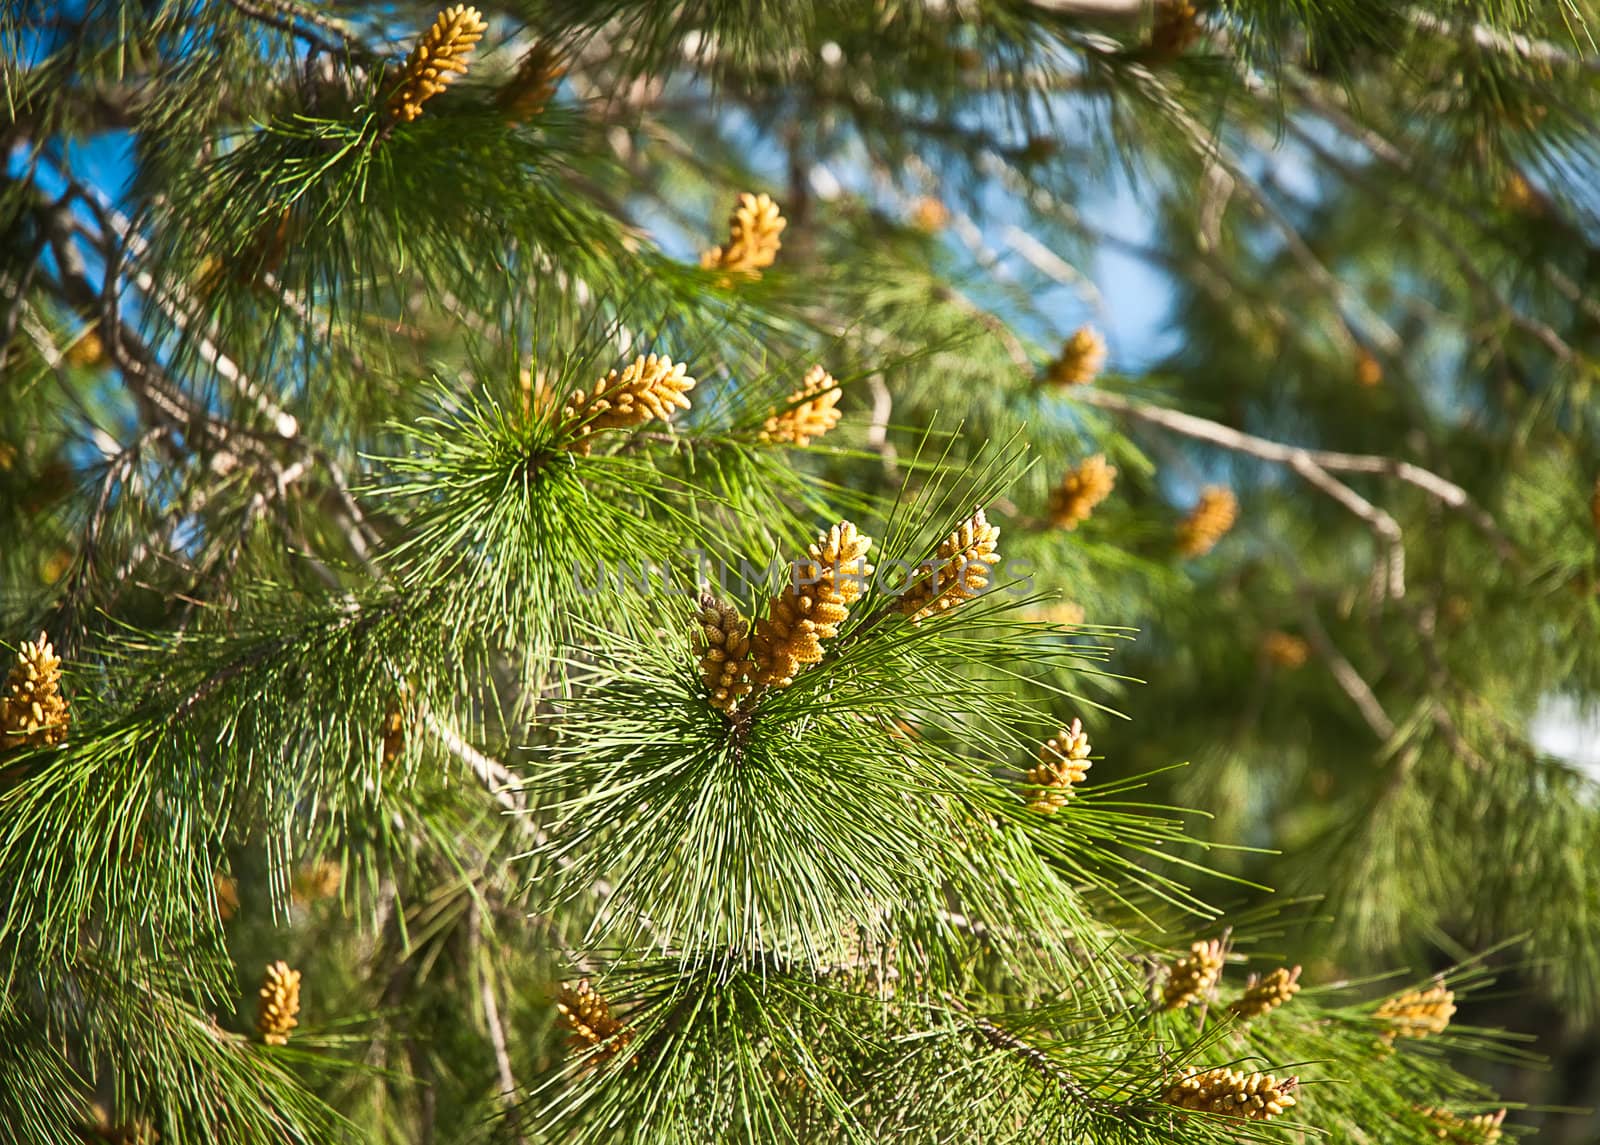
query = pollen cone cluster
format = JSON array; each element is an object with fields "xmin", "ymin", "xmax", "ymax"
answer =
[
  {"xmin": 700, "ymin": 192, "xmax": 786, "ymax": 276},
  {"xmin": 1500, "ymin": 171, "xmax": 1540, "ymax": 213},
  {"xmin": 750, "ymin": 522, "xmax": 874, "ymax": 688},
  {"xmin": 1230, "ymin": 965, "xmax": 1302, "ymax": 1020},
  {"xmin": 1420, "ymin": 1107, "xmax": 1506, "ymax": 1143},
  {"xmin": 556, "ymin": 979, "xmax": 636, "ymax": 1065},
  {"xmin": 1025, "ymin": 719, "xmax": 1092, "ymax": 813},
  {"xmin": 760, "ymin": 365, "xmax": 843, "ymax": 447},
  {"xmin": 381, "ymin": 701, "xmax": 406, "ymax": 765},
  {"xmin": 256, "ymin": 960, "xmax": 302, "ymax": 1046},
  {"xmin": 65, "ymin": 326, "xmax": 106, "ymax": 368},
  {"xmin": 910, "ymin": 196, "xmax": 950, "ymax": 232},
  {"xmin": 1356, "ymin": 349, "xmax": 1384, "ymax": 388},
  {"xmin": 1048, "ymin": 454, "xmax": 1116, "ymax": 529},
  {"xmin": 1164, "ymin": 1066, "xmax": 1299, "ymax": 1122},
  {"xmin": 695, "ymin": 594, "xmax": 755, "ymax": 712},
  {"xmin": 193, "ymin": 212, "xmax": 293, "ymax": 295},
  {"xmin": 560, "ymin": 354, "xmax": 696, "ymax": 454},
  {"xmin": 386, "ymin": 5, "xmax": 487, "ymax": 124},
  {"xmin": 292, "ymin": 860, "xmax": 342, "ymax": 905},
  {"xmin": 1, "ymin": 632, "xmax": 69, "ymax": 750},
  {"xmin": 1148, "ymin": 1, "xmax": 1202, "ymax": 61},
  {"xmin": 1176, "ymin": 486, "xmax": 1237, "ymax": 557},
  {"xmin": 897, "ymin": 508, "xmax": 1002, "ymax": 623},
  {"xmin": 1043, "ymin": 325, "xmax": 1107, "ymax": 387},
  {"xmin": 497, "ymin": 40, "xmax": 563, "ymax": 121},
  {"xmin": 214, "ymin": 871, "xmax": 239, "ymax": 922},
  {"xmin": 1261, "ymin": 631, "xmax": 1309, "ymax": 669},
  {"xmin": 1162, "ymin": 938, "xmax": 1225, "ymax": 1010},
  {"xmin": 231, "ymin": 209, "xmax": 294, "ymax": 286},
  {"xmin": 520, "ymin": 366, "xmax": 559, "ymax": 419},
  {"xmin": 1376, "ymin": 981, "xmax": 1456, "ymax": 1041}
]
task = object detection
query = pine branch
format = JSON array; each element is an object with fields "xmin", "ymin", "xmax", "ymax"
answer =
[
  {"xmin": 35, "ymin": 200, "xmax": 270, "ymax": 472},
  {"xmin": 7, "ymin": 3, "xmax": 1581, "ymax": 1137},
  {"xmin": 64, "ymin": 175, "xmax": 301, "ymax": 439},
  {"xmin": 964, "ymin": 1009, "xmax": 1107, "ymax": 1110},
  {"xmin": 1264, "ymin": 69, "xmax": 1598, "ymax": 355},
  {"xmin": 1117, "ymin": 55, "xmax": 1401, "ymax": 357}
]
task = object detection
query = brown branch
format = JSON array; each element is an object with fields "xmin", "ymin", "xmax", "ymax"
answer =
[
  {"xmin": 1285, "ymin": 452, "xmax": 1406, "ymax": 600},
  {"xmin": 936, "ymin": 283, "xmax": 1031, "ymax": 372},
  {"xmin": 1071, "ymin": 387, "xmax": 1514, "ymax": 557},
  {"xmin": 1407, "ymin": 8, "xmax": 1600, "ymax": 73},
  {"xmin": 416, "ymin": 704, "xmax": 529, "ymax": 820},
  {"xmin": 865, "ymin": 374, "xmax": 900, "ymax": 475},
  {"xmin": 1294, "ymin": 591, "xmax": 1397, "ymax": 741},
  {"xmin": 38, "ymin": 201, "xmax": 265, "ymax": 469},
  {"xmin": 223, "ymin": 0, "xmax": 373, "ymax": 61},
  {"xmin": 69, "ymin": 180, "xmax": 301, "ymax": 439},
  {"xmin": 467, "ymin": 898, "xmax": 527, "ymax": 1141},
  {"xmin": 55, "ymin": 166, "xmax": 386, "ymax": 579}
]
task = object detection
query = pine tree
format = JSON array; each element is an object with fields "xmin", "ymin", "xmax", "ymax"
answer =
[{"xmin": 3, "ymin": 1, "xmax": 1597, "ymax": 1141}]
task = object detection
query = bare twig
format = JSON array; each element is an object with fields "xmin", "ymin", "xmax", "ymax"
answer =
[
  {"xmin": 1001, "ymin": 224, "xmax": 1100, "ymax": 305},
  {"xmin": 942, "ymin": 993, "xmax": 1118, "ymax": 1113},
  {"xmin": 1071, "ymin": 387, "xmax": 1514, "ymax": 557},
  {"xmin": 223, "ymin": 0, "xmax": 372, "ymax": 61},
  {"xmin": 1286, "ymin": 452, "xmax": 1406, "ymax": 600},
  {"xmin": 414, "ymin": 703, "xmax": 529, "ymax": 819},
  {"xmin": 1407, "ymin": 8, "xmax": 1600, "ymax": 73},
  {"xmin": 1294, "ymin": 592, "xmax": 1397, "ymax": 741},
  {"xmin": 58, "ymin": 426, "xmax": 172, "ymax": 620},
  {"xmin": 865, "ymin": 374, "xmax": 900, "ymax": 475},
  {"xmin": 468, "ymin": 898, "xmax": 527, "ymax": 1139},
  {"xmin": 937, "ymin": 283, "xmax": 1032, "ymax": 371},
  {"xmin": 68, "ymin": 181, "xmax": 301, "ymax": 438}
]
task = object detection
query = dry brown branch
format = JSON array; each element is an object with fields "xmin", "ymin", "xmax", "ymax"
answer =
[
  {"xmin": 1071, "ymin": 387, "xmax": 1513, "ymax": 557},
  {"xmin": 1294, "ymin": 592, "xmax": 1397, "ymax": 741}
]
